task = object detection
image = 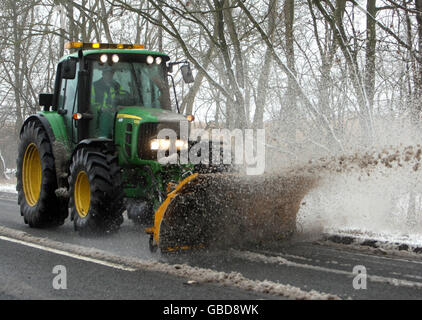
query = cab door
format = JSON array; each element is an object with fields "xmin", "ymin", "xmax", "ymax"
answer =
[{"xmin": 57, "ymin": 61, "xmax": 79, "ymax": 145}]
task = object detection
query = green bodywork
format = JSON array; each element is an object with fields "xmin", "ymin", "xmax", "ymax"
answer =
[
  {"xmin": 37, "ymin": 111, "xmax": 71, "ymax": 150},
  {"xmin": 34, "ymin": 49, "xmax": 192, "ymax": 210}
]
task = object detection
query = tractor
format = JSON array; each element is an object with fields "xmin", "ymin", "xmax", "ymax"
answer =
[
  {"xmin": 17, "ymin": 42, "xmax": 197, "ymax": 245},
  {"xmin": 17, "ymin": 42, "xmax": 310, "ymax": 253}
]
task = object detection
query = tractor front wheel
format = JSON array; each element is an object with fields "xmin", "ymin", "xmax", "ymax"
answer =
[{"xmin": 68, "ymin": 148, "xmax": 124, "ymax": 234}]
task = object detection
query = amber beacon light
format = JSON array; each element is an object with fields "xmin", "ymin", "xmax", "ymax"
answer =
[{"xmin": 65, "ymin": 42, "xmax": 145, "ymax": 50}]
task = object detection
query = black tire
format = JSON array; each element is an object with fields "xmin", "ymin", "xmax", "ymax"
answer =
[
  {"xmin": 16, "ymin": 121, "xmax": 68, "ymax": 228},
  {"xmin": 126, "ymin": 199, "xmax": 154, "ymax": 226},
  {"xmin": 68, "ymin": 148, "xmax": 124, "ymax": 234}
]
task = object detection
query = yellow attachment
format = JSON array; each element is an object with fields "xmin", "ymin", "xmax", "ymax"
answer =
[
  {"xmin": 22, "ymin": 143, "xmax": 42, "ymax": 207},
  {"xmin": 74, "ymin": 171, "xmax": 91, "ymax": 218},
  {"xmin": 146, "ymin": 173, "xmax": 199, "ymax": 247},
  {"xmin": 65, "ymin": 42, "xmax": 145, "ymax": 50}
]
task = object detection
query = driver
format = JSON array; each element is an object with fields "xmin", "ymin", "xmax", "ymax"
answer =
[
  {"xmin": 91, "ymin": 65, "xmax": 126, "ymax": 138},
  {"xmin": 91, "ymin": 65, "xmax": 122, "ymax": 109}
]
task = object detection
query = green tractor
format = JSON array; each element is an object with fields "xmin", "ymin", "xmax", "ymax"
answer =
[
  {"xmin": 16, "ymin": 42, "xmax": 196, "ymax": 241},
  {"xmin": 17, "ymin": 42, "xmax": 303, "ymax": 252}
]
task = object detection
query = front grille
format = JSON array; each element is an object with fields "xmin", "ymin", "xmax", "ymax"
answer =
[
  {"xmin": 137, "ymin": 122, "xmax": 182, "ymax": 161},
  {"xmin": 125, "ymin": 123, "xmax": 133, "ymax": 156}
]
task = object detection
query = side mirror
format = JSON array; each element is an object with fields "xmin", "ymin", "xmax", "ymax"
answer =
[
  {"xmin": 181, "ymin": 63, "xmax": 194, "ymax": 84},
  {"xmin": 62, "ymin": 59, "xmax": 77, "ymax": 79},
  {"xmin": 39, "ymin": 93, "xmax": 53, "ymax": 110}
]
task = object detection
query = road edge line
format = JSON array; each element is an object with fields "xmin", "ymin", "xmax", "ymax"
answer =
[{"xmin": 0, "ymin": 225, "xmax": 340, "ymax": 300}]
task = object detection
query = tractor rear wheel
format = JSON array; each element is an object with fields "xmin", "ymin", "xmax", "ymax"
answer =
[
  {"xmin": 16, "ymin": 121, "xmax": 68, "ymax": 227},
  {"xmin": 68, "ymin": 148, "xmax": 124, "ymax": 234}
]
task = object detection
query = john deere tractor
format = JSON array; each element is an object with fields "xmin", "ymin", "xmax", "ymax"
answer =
[
  {"xmin": 17, "ymin": 42, "xmax": 309, "ymax": 252},
  {"xmin": 17, "ymin": 42, "xmax": 196, "ymax": 237}
]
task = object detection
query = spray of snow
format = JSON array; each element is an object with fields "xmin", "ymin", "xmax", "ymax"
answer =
[{"xmin": 294, "ymin": 145, "xmax": 422, "ymax": 246}]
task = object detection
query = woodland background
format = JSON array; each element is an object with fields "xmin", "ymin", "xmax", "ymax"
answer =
[{"xmin": 1, "ymin": 0, "xmax": 422, "ymax": 169}]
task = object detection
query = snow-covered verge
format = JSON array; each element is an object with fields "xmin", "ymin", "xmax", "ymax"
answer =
[
  {"xmin": 0, "ymin": 169, "xmax": 17, "ymax": 193},
  {"xmin": 325, "ymin": 228, "xmax": 422, "ymax": 248},
  {"xmin": 0, "ymin": 183, "xmax": 17, "ymax": 194}
]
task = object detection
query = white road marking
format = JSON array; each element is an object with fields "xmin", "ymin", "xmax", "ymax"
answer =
[
  {"xmin": 0, "ymin": 226, "xmax": 339, "ymax": 300},
  {"xmin": 234, "ymin": 250, "xmax": 422, "ymax": 289},
  {"xmin": 0, "ymin": 236, "xmax": 137, "ymax": 271},
  {"xmin": 319, "ymin": 239, "xmax": 422, "ymax": 265}
]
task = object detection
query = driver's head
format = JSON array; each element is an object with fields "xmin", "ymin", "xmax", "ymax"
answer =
[{"xmin": 101, "ymin": 66, "xmax": 115, "ymax": 86}]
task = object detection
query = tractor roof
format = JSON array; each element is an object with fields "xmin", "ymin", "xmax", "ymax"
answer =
[{"xmin": 59, "ymin": 49, "xmax": 169, "ymax": 63}]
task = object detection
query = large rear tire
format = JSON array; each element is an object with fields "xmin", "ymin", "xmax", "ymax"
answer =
[
  {"xmin": 16, "ymin": 121, "xmax": 68, "ymax": 227},
  {"xmin": 68, "ymin": 148, "xmax": 124, "ymax": 234}
]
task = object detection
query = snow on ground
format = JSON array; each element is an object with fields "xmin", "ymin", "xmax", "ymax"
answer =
[
  {"xmin": 0, "ymin": 183, "xmax": 17, "ymax": 194},
  {"xmin": 325, "ymin": 228, "xmax": 422, "ymax": 248},
  {"xmin": 0, "ymin": 225, "xmax": 340, "ymax": 300}
]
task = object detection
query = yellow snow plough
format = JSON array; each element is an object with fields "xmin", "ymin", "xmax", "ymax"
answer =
[{"xmin": 146, "ymin": 172, "xmax": 315, "ymax": 252}]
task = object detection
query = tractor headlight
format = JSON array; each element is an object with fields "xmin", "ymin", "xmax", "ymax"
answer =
[
  {"xmin": 175, "ymin": 139, "xmax": 188, "ymax": 150},
  {"xmin": 146, "ymin": 55, "xmax": 154, "ymax": 65},
  {"xmin": 150, "ymin": 139, "xmax": 171, "ymax": 151},
  {"xmin": 100, "ymin": 54, "xmax": 108, "ymax": 64},
  {"xmin": 150, "ymin": 139, "xmax": 160, "ymax": 150},
  {"xmin": 111, "ymin": 54, "xmax": 119, "ymax": 63},
  {"xmin": 150, "ymin": 139, "xmax": 188, "ymax": 151}
]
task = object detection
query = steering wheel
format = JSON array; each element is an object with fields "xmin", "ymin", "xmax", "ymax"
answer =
[{"xmin": 113, "ymin": 90, "xmax": 136, "ymax": 107}]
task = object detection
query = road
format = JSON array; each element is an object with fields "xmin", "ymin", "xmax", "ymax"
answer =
[{"xmin": 1, "ymin": 192, "xmax": 422, "ymax": 300}]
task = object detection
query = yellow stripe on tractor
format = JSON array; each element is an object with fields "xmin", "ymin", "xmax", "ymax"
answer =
[{"xmin": 116, "ymin": 114, "xmax": 143, "ymax": 121}]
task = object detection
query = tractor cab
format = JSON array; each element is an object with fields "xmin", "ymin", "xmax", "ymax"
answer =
[{"xmin": 49, "ymin": 43, "xmax": 192, "ymax": 143}]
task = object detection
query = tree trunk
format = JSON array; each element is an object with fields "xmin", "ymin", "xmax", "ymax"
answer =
[
  {"xmin": 213, "ymin": 0, "xmax": 247, "ymax": 129},
  {"xmin": 283, "ymin": 0, "xmax": 298, "ymax": 147},
  {"xmin": 364, "ymin": 0, "xmax": 377, "ymax": 119},
  {"xmin": 253, "ymin": 0, "xmax": 277, "ymax": 128},
  {"xmin": 414, "ymin": 0, "xmax": 422, "ymax": 122}
]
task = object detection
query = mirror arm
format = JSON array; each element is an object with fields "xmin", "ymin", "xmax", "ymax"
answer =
[
  {"xmin": 168, "ymin": 74, "xmax": 180, "ymax": 113},
  {"xmin": 167, "ymin": 60, "xmax": 188, "ymax": 73}
]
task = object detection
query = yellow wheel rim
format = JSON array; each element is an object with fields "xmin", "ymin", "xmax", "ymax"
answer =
[
  {"xmin": 22, "ymin": 143, "xmax": 42, "ymax": 207},
  {"xmin": 74, "ymin": 171, "xmax": 91, "ymax": 218}
]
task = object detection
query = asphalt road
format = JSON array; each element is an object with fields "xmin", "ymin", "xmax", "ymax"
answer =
[{"xmin": 1, "ymin": 193, "xmax": 422, "ymax": 300}]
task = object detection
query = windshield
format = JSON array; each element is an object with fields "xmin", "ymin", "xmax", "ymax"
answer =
[{"xmin": 90, "ymin": 61, "xmax": 171, "ymax": 110}]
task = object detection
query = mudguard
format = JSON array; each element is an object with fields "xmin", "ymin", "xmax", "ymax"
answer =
[{"xmin": 21, "ymin": 113, "xmax": 70, "ymax": 188}]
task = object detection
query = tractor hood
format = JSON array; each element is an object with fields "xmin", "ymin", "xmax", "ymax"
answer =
[{"xmin": 116, "ymin": 106, "xmax": 188, "ymax": 123}]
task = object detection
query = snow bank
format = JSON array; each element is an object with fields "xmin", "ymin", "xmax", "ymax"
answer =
[{"xmin": 0, "ymin": 184, "xmax": 17, "ymax": 194}]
